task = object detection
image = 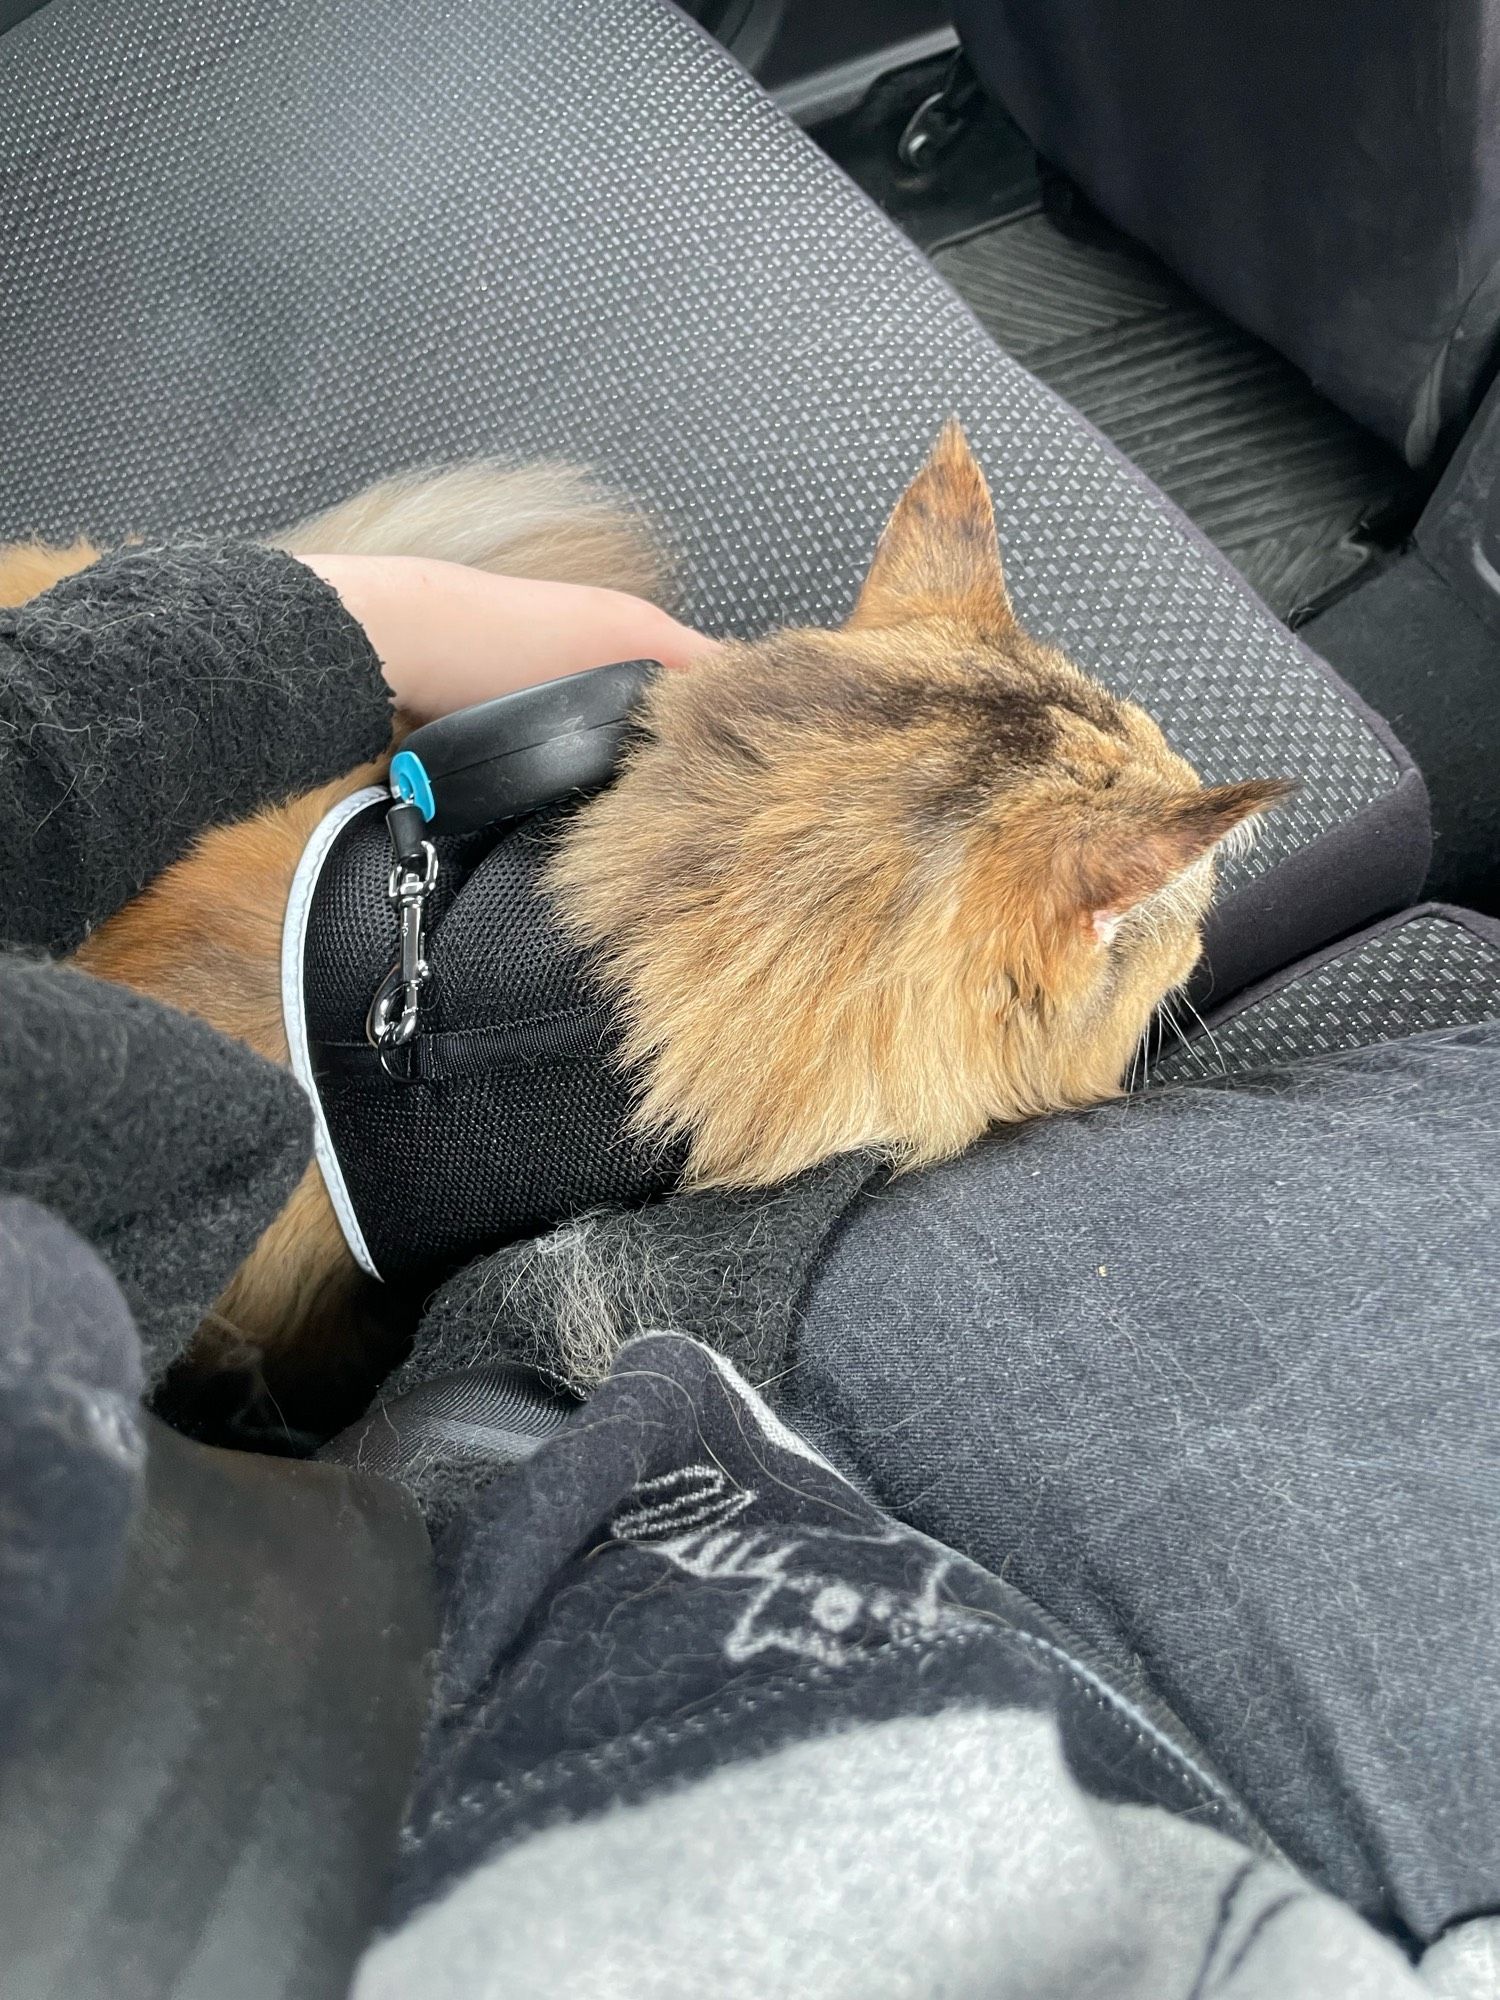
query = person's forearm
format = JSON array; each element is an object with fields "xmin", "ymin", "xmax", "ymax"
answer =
[
  {"xmin": 0, "ymin": 955, "xmax": 313, "ymax": 1385},
  {"xmin": 300, "ymin": 553, "xmax": 711, "ymax": 719}
]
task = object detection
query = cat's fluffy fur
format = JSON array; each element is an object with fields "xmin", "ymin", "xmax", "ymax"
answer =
[
  {"xmin": 0, "ymin": 429, "xmax": 1287, "ymax": 1393},
  {"xmin": 553, "ymin": 427, "xmax": 1289, "ymax": 1187}
]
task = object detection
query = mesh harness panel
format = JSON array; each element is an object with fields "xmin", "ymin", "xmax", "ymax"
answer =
[{"xmin": 292, "ymin": 794, "xmax": 672, "ymax": 1284}]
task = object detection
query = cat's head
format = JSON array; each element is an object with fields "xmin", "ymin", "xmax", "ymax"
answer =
[{"xmin": 551, "ymin": 424, "xmax": 1292, "ymax": 1186}]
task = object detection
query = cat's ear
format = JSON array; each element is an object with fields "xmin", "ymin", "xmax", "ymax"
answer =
[
  {"xmin": 847, "ymin": 420, "xmax": 1013, "ymax": 632},
  {"xmin": 1065, "ymin": 779, "xmax": 1295, "ymax": 942}
]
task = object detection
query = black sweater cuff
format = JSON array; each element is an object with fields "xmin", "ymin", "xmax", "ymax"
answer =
[{"xmin": 0, "ymin": 540, "xmax": 393, "ymax": 951}]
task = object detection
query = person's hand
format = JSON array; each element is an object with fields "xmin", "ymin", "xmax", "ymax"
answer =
[{"xmin": 301, "ymin": 552, "xmax": 715, "ymax": 722}]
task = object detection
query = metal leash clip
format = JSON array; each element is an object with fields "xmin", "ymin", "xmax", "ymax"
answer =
[{"xmin": 366, "ymin": 797, "xmax": 438, "ymax": 1082}]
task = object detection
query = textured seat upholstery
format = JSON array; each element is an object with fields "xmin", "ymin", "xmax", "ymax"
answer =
[
  {"xmin": 1153, "ymin": 902, "xmax": 1500, "ymax": 1083},
  {"xmin": 954, "ymin": 0, "xmax": 1500, "ymax": 466},
  {"xmin": 0, "ymin": 0, "xmax": 1429, "ymax": 1003}
]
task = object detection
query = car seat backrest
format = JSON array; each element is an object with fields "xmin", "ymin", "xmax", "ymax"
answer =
[{"xmin": 955, "ymin": 0, "xmax": 1500, "ymax": 463}]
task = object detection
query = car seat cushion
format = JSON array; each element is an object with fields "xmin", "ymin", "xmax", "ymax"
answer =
[
  {"xmin": 1155, "ymin": 901, "xmax": 1500, "ymax": 1081},
  {"xmin": 0, "ymin": 0, "xmax": 1430, "ymax": 1001}
]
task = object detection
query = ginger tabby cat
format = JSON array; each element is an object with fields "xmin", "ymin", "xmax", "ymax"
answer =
[{"xmin": 0, "ymin": 428, "xmax": 1289, "ymax": 1407}]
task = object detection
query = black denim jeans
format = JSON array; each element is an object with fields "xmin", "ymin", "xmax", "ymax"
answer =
[{"xmin": 783, "ymin": 1025, "xmax": 1500, "ymax": 1946}]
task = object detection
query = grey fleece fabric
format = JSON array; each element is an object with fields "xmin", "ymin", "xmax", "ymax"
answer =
[
  {"xmin": 0, "ymin": 542, "xmax": 394, "ymax": 1379},
  {"xmin": 1422, "ymin": 1926, "xmax": 1500, "ymax": 1999},
  {"xmin": 0, "ymin": 957, "xmax": 314, "ymax": 1384},
  {"xmin": 357, "ymin": 1710, "xmax": 1424, "ymax": 2000}
]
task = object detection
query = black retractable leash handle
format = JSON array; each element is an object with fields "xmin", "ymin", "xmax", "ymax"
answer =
[
  {"xmin": 391, "ymin": 656, "xmax": 661, "ymax": 835},
  {"xmin": 365, "ymin": 658, "xmax": 659, "ymax": 1079}
]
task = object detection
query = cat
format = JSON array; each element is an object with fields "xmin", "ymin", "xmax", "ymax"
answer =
[
  {"xmin": 0, "ymin": 426, "xmax": 1288, "ymax": 1407},
  {"xmin": 556, "ymin": 425, "xmax": 1291, "ymax": 1187}
]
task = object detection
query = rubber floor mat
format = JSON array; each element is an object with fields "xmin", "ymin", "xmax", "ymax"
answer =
[{"xmin": 935, "ymin": 210, "xmax": 1423, "ymax": 619}]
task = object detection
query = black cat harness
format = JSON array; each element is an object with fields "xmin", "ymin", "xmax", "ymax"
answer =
[{"xmin": 281, "ymin": 660, "xmax": 674, "ymax": 1286}]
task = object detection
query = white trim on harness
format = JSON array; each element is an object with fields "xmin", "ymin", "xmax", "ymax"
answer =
[{"xmin": 280, "ymin": 784, "xmax": 388, "ymax": 1280}]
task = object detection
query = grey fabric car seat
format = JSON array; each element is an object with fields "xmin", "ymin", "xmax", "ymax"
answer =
[
  {"xmin": 1153, "ymin": 902, "xmax": 1500, "ymax": 1084},
  {"xmin": 953, "ymin": 0, "xmax": 1500, "ymax": 466},
  {"xmin": 0, "ymin": 0, "xmax": 1430, "ymax": 1010}
]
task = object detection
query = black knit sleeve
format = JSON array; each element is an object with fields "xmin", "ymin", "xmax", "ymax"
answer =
[
  {"xmin": 0, "ymin": 541, "xmax": 393, "ymax": 951},
  {"xmin": 0, "ymin": 957, "xmax": 314, "ymax": 1387}
]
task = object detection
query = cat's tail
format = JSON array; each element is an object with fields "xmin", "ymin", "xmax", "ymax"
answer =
[{"xmin": 274, "ymin": 460, "xmax": 670, "ymax": 606}]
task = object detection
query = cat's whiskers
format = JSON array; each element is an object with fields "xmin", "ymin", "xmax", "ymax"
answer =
[
  {"xmin": 1162, "ymin": 1003, "xmax": 1197, "ymax": 1063},
  {"xmin": 1178, "ymin": 990, "xmax": 1228, "ymax": 1079}
]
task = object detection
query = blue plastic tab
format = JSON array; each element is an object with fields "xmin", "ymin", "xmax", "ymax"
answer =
[{"xmin": 389, "ymin": 750, "xmax": 436, "ymax": 822}]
